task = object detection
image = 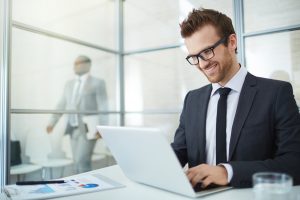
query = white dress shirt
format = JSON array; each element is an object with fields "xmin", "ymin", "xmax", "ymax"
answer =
[
  {"xmin": 69, "ymin": 73, "xmax": 89, "ymax": 126},
  {"xmin": 205, "ymin": 66, "xmax": 247, "ymax": 182},
  {"xmin": 73, "ymin": 73, "xmax": 89, "ymax": 98}
]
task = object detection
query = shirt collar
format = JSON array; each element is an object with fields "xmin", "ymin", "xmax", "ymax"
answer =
[
  {"xmin": 211, "ymin": 65, "xmax": 247, "ymax": 96},
  {"xmin": 77, "ymin": 73, "xmax": 89, "ymax": 82}
]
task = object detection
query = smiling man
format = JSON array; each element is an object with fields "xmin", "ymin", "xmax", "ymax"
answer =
[{"xmin": 171, "ymin": 8, "xmax": 300, "ymax": 188}]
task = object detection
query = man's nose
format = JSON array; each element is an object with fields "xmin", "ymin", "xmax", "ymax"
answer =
[{"xmin": 197, "ymin": 59, "xmax": 210, "ymax": 69}]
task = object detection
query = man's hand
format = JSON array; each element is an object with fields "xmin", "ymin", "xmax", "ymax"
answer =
[
  {"xmin": 186, "ymin": 164, "xmax": 228, "ymax": 188},
  {"xmin": 46, "ymin": 125, "xmax": 53, "ymax": 134},
  {"xmin": 95, "ymin": 131, "xmax": 102, "ymax": 139}
]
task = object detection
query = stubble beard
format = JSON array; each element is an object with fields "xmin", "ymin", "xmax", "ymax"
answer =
[{"xmin": 203, "ymin": 53, "xmax": 234, "ymax": 84}]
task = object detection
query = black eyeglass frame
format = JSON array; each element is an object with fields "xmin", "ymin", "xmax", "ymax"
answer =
[{"xmin": 185, "ymin": 37, "xmax": 227, "ymax": 65}]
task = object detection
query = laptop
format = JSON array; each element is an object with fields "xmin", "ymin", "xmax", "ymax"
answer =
[{"xmin": 96, "ymin": 126, "xmax": 231, "ymax": 198}]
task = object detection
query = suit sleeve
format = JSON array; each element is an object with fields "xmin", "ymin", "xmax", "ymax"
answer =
[
  {"xmin": 229, "ymin": 82, "xmax": 300, "ymax": 188},
  {"xmin": 171, "ymin": 92, "xmax": 190, "ymax": 167}
]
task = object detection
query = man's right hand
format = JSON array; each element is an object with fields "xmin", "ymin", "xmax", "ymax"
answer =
[
  {"xmin": 46, "ymin": 125, "xmax": 53, "ymax": 134},
  {"xmin": 186, "ymin": 164, "xmax": 228, "ymax": 188}
]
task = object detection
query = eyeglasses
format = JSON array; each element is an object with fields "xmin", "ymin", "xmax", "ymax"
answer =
[{"xmin": 186, "ymin": 37, "xmax": 227, "ymax": 65}]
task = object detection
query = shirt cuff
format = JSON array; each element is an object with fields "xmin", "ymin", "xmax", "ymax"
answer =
[{"xmin": 219, "ymin": 163, "xmax": 233, "ymax": 183}]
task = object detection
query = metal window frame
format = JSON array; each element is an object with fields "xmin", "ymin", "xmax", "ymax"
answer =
[
  {"xmin": 234, "ymin": 0, "xmax": 300, "ymax": 68},
  {"xmin": 13, "ymin": 21, "xmax": 119, "ymax": 54},
  {"xmin": 233, "ymin": 0, "xmax": 245, "ymax": 67},
  {"xmin": 10, "ymin": 109, "xmax": 182, "ymax": 115},
  {"xmin": 234, "ymin": 0, "xmax": 300, "ymax": 112},
  {"xmin": 243, "ymin": 24, "xmax": 300, "ymax": 37},
  {"xmin": 7, "ymin": 0, "xmax": 183, "ymax": 126},
  {"xmin": 123, "ymin": 43, "xmax": 183, "ymax": 56},
  {"xmin": 0, "ymin": 0, "xmax": 11, "ymax": 191},
  {"xmin": 116, "ymin": 0, "xmax": 125, "ymax": 125}
]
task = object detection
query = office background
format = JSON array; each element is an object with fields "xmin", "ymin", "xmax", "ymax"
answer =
[{"xmin": 1, "ymin": 0, "xmax": 300, "ymax": 190}]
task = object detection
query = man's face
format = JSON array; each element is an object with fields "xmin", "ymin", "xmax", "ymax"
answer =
[
  {"xmin": 74, "ymin": 59, "xmax": 90, "ymax": 76},
  {"xmin": 184, "ymin": 25, "xmax": 236, "ymax": 85}
]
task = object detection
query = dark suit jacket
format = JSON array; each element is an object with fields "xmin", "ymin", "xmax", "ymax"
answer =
[{"xmin": 171, "ymin": 73, "xmax": 300, "ymax": 188}]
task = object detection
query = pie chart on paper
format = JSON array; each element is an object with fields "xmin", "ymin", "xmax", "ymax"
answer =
[{"xmin": 79, "ymin": 183, "xmax": 99, "ymax": 188}]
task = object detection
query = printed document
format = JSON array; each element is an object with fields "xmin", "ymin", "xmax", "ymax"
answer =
[{"xmin": 4, "ymin": 173, "xmax": 124, "ymax": 200}]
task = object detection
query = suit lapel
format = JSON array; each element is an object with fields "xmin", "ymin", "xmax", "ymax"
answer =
[
  {"xmin": 196, "ymin": 85, "xmax": 212, "ymax": 164},
  {"xmin": 229, "ymin": 73, "xmax": 257, "ymax": 160}
]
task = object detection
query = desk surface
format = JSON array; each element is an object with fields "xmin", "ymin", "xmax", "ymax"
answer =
[{"xmin": 36, "ymin": 165, "xmax": 300, "ymax": 200}]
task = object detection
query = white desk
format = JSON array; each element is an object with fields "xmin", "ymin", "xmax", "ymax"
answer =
[{"xmin": 48, "ymin": 165, "xmax": 300, "ymax": 200}]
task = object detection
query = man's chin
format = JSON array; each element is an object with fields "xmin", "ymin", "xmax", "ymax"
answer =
[
  {"xmin": 206, "ymin": 76, "xmax": 220, "ymax": 83},
  {"xmin": 75, "ymin": 71, "xmax": 88, "ymax": 76}
]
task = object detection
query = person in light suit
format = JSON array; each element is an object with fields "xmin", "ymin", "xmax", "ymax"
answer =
[
  {"xmin": 171, "ymin": 8, "xmax": 300, "ymax": 188},
  {"xmin": 47, "ymin": 55, "xmax": 108, "ymax": 173}
]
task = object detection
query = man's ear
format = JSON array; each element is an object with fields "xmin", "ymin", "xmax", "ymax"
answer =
[{"xmin": 228, "ymin": 34, "xmax": 237, "ymax": 53}]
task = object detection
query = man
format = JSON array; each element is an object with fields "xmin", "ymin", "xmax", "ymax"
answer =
[
  {"xmin": 171, "ymin": 8, "xmax": 300, "ymax": 188},
  {"xmin": 46, "ymin": 55, "xmax": 108, "ymax": 173}
]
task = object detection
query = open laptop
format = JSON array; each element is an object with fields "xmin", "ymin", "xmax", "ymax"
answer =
[{"xmin": 96, "ymin": 126, "xmax": 231, "ymax": 198}]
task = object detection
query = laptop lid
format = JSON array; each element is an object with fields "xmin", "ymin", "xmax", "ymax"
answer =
[{"xmin": 97, "ymin": 126, "xmax": 231, "ymax": 198}]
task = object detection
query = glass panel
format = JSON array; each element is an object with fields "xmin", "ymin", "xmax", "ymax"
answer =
[
  {"xmin": 124, "ymin": 48, "xmax": 209, "ymax": 111},
  {"xmin": 11, "ymin": 28, "xmax": 118, "ymax": 111},
  {"xmin": 10, "ymin": 113, "xmax": 119, "ymax": 183},
  {"xmin": 124, "ymin": 0, "xmax": 233, "ymax": 51},
  {"xmin": 245, "ymin": 30, "xmax": 300, "ymax": 106},
  {"xmin": 12, "ymin": 0, "xmax": 116, "ymax": 49},
  {"xmin": 244, "ymin": 0, "xmax": 300, "ymax": 33},
  {"xmin": 125, "ymin": 113, "xmax": 180, "ymax": 143}
]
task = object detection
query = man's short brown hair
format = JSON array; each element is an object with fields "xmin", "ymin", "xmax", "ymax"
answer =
[{"xmin": 180, "ymin": 8, "xmax": 236, "ymax": 51}]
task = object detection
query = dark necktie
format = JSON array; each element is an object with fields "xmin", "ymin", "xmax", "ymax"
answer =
[{"xmin": 216, "ymin": 87, "xmax": 231, "ymax": 164}]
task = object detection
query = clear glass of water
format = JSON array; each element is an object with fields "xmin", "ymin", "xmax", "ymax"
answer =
[{"xmin": 253, "ymin": 172, "xmax": 293, "ymax": 200}]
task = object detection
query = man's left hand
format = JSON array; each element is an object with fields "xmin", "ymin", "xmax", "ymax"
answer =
[
  {"xmin": 186, "ymin": 164, "xmax": 228, "ymax": 188},
  {"xmin": 95, "ymin": 131, "xmax": 102, "ymax": 139}
]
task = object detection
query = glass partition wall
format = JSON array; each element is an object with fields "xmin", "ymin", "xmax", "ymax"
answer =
[
  {"xmin": 2, "ymin": 0, "xmax": 300, "ymax": 186},
  {"xmin": 7, "ymin": 0, "xmax": 233, "ymax": 183},
  {"xmin": 243, "ymin": 0, "xmax": 300, "ymax": 106},
  {"xmin": 9, "ymin": 0, "xmax": 119, "ymax": 183},
  {"xmin": 123, "ymin": 0, "xmax": 233, "ymax": 152}
]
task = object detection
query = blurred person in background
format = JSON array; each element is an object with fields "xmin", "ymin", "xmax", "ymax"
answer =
[{"xmin": 47, "ymin": 55, "xmax": 108, "ymax": 173}]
